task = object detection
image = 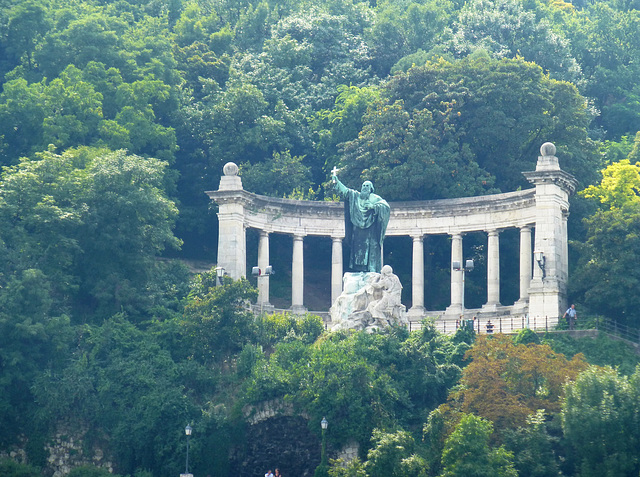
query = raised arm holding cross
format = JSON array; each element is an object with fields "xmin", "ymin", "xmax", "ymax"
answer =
[{"xmin": 331, "ymin": 172, "xmax": 390, "ymax": 273}]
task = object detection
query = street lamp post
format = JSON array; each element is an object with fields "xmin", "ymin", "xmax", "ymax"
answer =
[
  {"xmin": 320, "ymin": 417, "xmax": 328, "ymax": 466},
  {"xmin": 184, "ymin": 424, "xmax": 192, "ymax": 477}
]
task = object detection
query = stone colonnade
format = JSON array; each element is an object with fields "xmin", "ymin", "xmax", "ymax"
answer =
[{"xmin": 207, "ymin": 143, "xmax": 577, "ymax": 324}]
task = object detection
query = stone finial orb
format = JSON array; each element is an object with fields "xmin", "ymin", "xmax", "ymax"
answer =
[
  {"xmin": 223, "ymin": 162, "xmax": 239, "ymax": 176},
  {"xmin": 540, "ymin": 142, "xmax": 556, "ymax": 157}
]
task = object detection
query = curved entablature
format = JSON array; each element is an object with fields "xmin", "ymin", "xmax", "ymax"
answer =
[
  {"xmin": 388, "ymin": 189, "xmax": 536, "ymax": 235},
  {"xmin": 206, "ymin": 188, "xmax": 537, "ymax": 237}
]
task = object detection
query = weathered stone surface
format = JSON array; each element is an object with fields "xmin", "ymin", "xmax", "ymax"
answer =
[
  {"xmin": 41, "ymin": 422, "xmax": 114, "ymax": 477},
  {"xmin": 229, "ymin": 415, "xmax": 322, "ymax": 477},
  {"xmin": 330, "ymin": 266, "xmax": 408, "ymax": 332},
  {"xmin": 335, "ymin": 440, "xmax": 359, "ymax": 464}
]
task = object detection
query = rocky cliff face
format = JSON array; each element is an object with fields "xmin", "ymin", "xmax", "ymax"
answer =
[{"xmin": 229, "ymin": 415, "xmax": 322, "ymax": 477}]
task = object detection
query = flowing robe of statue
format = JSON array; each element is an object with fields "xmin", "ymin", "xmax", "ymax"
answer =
[{"xmin": 333, "ymin": 176, "xmax": 390, "ymax": 273}]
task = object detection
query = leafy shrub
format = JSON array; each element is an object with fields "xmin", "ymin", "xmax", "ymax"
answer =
[
  {"xmin": 513, "ymin": 328, "xmax": 540, "ymax": 345},
  {"xmin": 0, "ymin": 459, "xmax": 41, "ymax": 477},
  {"xmin": 67, "ymin": 466, "xmax": 118, "ymax": 477},
  {"xmin": 258, "ymin": 312, "xmax": 324, "ymax": 347},
  {"xmin": 544, "ymin": 332, "xmax": 640, "ymax": 376}
]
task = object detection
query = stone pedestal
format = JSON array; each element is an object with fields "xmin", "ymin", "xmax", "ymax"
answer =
[{"xmin": 330, "ymin": 266, "xmax": 408, "ymax": 332}]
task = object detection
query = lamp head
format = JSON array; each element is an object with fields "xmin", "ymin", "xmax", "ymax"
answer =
[{"xmin": 321, "ymin": 417, "xmax": 328, "ymax": 430}]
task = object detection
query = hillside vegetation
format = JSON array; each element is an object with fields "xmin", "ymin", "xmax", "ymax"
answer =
[{"xmin": 2, "ymin": 0, "xmax": 640, "ymax": 475}]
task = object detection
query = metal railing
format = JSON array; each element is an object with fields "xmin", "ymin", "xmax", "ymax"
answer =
[
  {"xmin": 595, "ymin": 318, "xmax": 640, "ymax": 346},
  {"xmin": 408, "ymin": 315, "xmax": 555, "ymax": 335}
]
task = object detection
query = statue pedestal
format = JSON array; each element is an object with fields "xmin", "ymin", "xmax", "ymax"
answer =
[{"xmin": 330, "ymin": 267, "xmax": 408, "ymax": 332}]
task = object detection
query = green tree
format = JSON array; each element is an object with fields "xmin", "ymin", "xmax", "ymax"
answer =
[
  {"xmin": 502, "ymin": 410, "xmax": 560, "ymax": 477},
  {"xmin": 337, "ymin": 56, "xmax": 598, "ymax": 200},
  {"xmin": 313, "ymin": 84, "xmax": 381, "ymax": 173},
  {"xmin": 0, "ymin": 64, "xmax": 178, "ymax": 165},
  {"xmin": 572, "ymin": 153, "xmax": 640, "ymax": 325},
  {"xmin": 439, "ymin": 414, "xmax": 517, "ymax": 477},
  {"xmin": 32, "ymin": 316, "xmax": 197, "ymax": 477},
  {"xmin": 0, "ymin": 146, "xmax": 181, "ymax": 322},
  {"xmin": 339, "ymin": 97, "xmax": 494, "ymax": 201},
  {"xmin": 365, "ymin": 429, "xmax": 428, "ymax": 477},
  {"xmin": 0, "ymin": 289, "xmax": 73, "ymax": 447},
  {"xmin": 173, "ymin": 1, "xmax": 222, "ymax": 47},
  {"xmin": 0, "ymin": 458, "xmax": 41, "ymax": 477},
  {"xmin": 4, "ymin": 0, "xmax": 50, "ymax": 71},
  {"xmin": 240, "ymin": 149, "xmax": 312, "ymax": 197},
  {"xmin": 565, "ymin": 3, "xmax": 640, "ymax": 138},
  {"xmin": 446, "ymin": 0, "xmax": 582, "ymax": 84},
  {"xmin": 181, "ymin": 273, "xmax": 258, "ymax": 364},
  {"xmin": 242, "ymin": 326, "xmax": 462, "ymax": 450},
  {"xmin": 562, "ymin": 366, "xmax": 640, "ymax": 477},
  {"xmin": 34, "ymin": 10, "xmax": 132, "ymax": 80},
  {"xmin": 328, "ymin": 457, "xmax": 366, "ymax": 477},
  {"xmin": 366, "ymin": 0, "xmax": 452, "ymax": 77},
  {"xmin": 67, "ymin": 466, "xmax": 120, "ymax": 477}
]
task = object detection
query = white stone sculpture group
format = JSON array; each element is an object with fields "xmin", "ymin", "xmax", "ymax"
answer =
[{"xmin": 330, "ymin": 265, "xmax": 409, "ymax": 332}]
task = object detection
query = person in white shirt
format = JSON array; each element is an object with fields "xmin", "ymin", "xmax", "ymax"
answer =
[{"xmin": 563, "ymin": 304, "xmax": 577, "ymax": 330}]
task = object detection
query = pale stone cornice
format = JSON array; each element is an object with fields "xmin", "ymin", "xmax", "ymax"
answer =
[
  {"xmin": 206, "ymin": 188, "xmax": 537, "ymax": 237},
  {"xmin": 522, "ymin": 170, "xmax": 579, "ymax": 195}
]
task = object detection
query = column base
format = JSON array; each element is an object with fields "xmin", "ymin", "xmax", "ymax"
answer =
[
  {"xmin": 512, "ymin": 299, "xmax": 529, "ymax": 315},
  {"xmin": 481, "ymin": 302, "xmax": 501, "ymax": 312},
  {"xmin": 256, "ymin": 302, "xmax": 275, "ymax": 313},
  {"xmin": 290, "ymin": 305, "xmax": 308, "ymax": 315},
  {"xmin": 444, "ymin": 304, "xmax": 463, "ymax": 317},
  {"xmin": 408, "ymin": 306, "xmax": 426, "ymax": 319}
]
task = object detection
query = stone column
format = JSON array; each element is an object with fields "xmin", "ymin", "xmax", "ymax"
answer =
[
  {"xmin": 518, "ymin": 226, "xmax": 532, "ymax": 303},
  {"xmin": 562, "ymin": 209, "xmax": 569, "ymax": 285},
  {"xmin": 291, "ymin": 233, "xmax": 307, "ymax": 314},
  {"xmin": 484, "ymin": 229, "xmax": 501, "ymax": 308},
  {"xmin": 257, "ymin": 230, "xmax": 271, "ymax": 308},
  {"xmin": 409, "ymin": 233, "xmax": 425, "ymax": 318},
  {"xmin": 446, "ymin": 233, "xmax": 463, "ymax": 316},
  {"xmin": 331, "ymin": 236, "xmax": 343, "ymax": 304}
]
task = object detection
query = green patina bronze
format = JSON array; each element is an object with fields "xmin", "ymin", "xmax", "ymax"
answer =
[{"xmin": 332, "ymin": 173, "xmax": 390, "ymax": 273}]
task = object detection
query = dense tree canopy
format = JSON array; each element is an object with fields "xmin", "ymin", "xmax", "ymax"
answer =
[
  {"xmin": 0, "ymin": 146, "xmax": 182, "ymax": 322},
  {"xmin": 562, "ymin": 365, "xmax": 640, "ymax": 477},
  {"xmin": 2, "ymin": 0, "xmax": 640, "ymax": 475},
  {"xmin": 572, "ymin": 141, "xmax": 640, "ymax": 326}
]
